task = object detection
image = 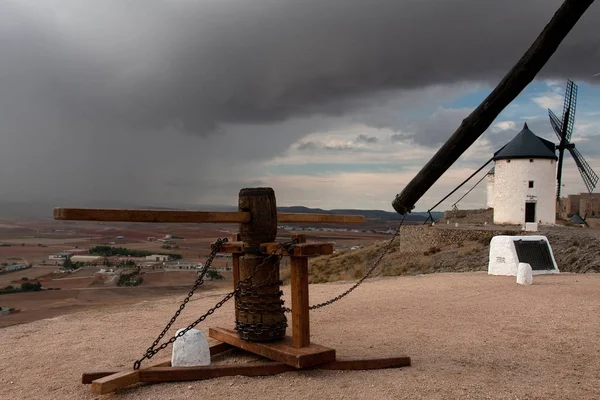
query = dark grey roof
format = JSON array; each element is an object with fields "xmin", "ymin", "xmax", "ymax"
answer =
[
  {"xmin": 569, "ymin": 213, "xmax": 585, "ymax": 224},
  {"xmin": 493, "ymin": 123, "xmax": 557, "ymax": 161}
]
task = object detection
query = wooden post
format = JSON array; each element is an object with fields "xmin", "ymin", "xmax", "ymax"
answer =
[
  {"xmin": 290, "ymin": 234, "xmax": 310, "ymax": 348},
  {"xmin": 236, "ymin": 188, "xmax": 286, "ymax": 341},
  {"xmin": 232, "ymin": 233, "xmax": 241, "ymax": 320}
]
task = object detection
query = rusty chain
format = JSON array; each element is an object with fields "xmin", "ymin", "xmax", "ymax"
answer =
[
  {"xmin": 133, "ymin": 238, "xmax": 297, "ymax": 369},
  {"xmin": 284, "ymin": 215, "xmax": 406, "ymax": 312}
]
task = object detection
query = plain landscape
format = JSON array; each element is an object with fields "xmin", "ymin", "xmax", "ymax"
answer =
[{"xmin": 0, "ymin": 207, "xmax": 599, "ymax": 399}]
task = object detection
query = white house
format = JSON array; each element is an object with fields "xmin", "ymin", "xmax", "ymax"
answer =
[
  {"xmin": 487, "ymin": 123, "xmax": 557, "ymax": 225},
  {"xmin": 145, "ymin": 254, "xmax": 171, "ymax": 262}
]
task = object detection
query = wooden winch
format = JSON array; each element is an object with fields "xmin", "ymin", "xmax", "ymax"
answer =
[{"xmin": 54, "ymin": 187, "xmax": 411, "ymax": 394}]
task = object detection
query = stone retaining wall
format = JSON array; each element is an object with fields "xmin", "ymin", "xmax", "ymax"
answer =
[{"xmin": 395, "ymin": 225, "xmax": 515, "ymax": 252}]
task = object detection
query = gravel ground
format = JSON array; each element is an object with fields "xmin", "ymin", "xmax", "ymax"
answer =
[{"xmin": 1, "ymin": 272, "xmax": 599, "ymax": 400}]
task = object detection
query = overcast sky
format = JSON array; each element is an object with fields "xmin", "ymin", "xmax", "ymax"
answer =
[{"xmin": 1, "ymin": 0, "xmax": 599, "ymax": 213}]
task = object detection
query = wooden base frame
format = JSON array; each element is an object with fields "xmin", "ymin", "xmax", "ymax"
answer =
[{"xmin": 83, "ymin": 339, "xmax": 411, "ymax": 395}]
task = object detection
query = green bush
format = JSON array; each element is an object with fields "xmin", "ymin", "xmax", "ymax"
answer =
[
  {"xmin": 89, "ymin": 245, "xmax": 182, "ymax": 260},
  {"xmin": 21, "ymin": 282, "xmax": 42, "ymax": 292},
  {"xmin": 206, "ymin": 269, "xmax": 224, "ymax": 280},
  {"xmin": 117, "ymin": 269, "xmax": 144, "ymax": 287}
]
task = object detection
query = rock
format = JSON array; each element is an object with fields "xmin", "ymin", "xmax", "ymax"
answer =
[
  {"xmin": 517, "ymin": 263, "xmax": 533, "ymax": 285},
  {"xmin": 171, "ymin": 328, "xmax": 211, "ymax": 367}
]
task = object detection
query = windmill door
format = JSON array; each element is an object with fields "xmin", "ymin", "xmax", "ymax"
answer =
[{"xmin": 525, "ymin": 202, "xmax": 536, "ymax": 223}]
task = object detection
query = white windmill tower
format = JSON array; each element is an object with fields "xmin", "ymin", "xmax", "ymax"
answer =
[{"xmin": 487, "ymin": 123, "xmax": 558, "ymax": 225}]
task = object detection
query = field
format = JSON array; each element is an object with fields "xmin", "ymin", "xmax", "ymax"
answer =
[
  {"xmin": 0, "ymin": 217, "xmax": 388, "ymax": 328},
  {"xmin": 1, "ymin": 272, "xmax": 599, "ymax": 399}
]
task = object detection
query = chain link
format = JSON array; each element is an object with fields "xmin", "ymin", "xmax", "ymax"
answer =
[
  {"xmin": 133, "ymin": 237, "xmax": 298, "ymax": 369},
  {"xmin": 285, "ymin": 215, "xmax": 406, "ymax": 312}
]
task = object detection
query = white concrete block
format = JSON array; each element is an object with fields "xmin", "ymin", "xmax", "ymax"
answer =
[
  {"xmin": 524, "ymin": 222, "xmax": 538, "ymax": 232},
  {"xmin": 517, "ymin": 263, "xmax": 533, "ymax": 285},
  {"xmin": 488, "ymin": 235, "xmax": 559, "ymax": 276},
  {"xmin": 171, "ymin": 328, "xmax": 211, "ymax": 367},
  {"xmin": 454, "ymin": 223, "xmax": 459, "ymax": 227}
]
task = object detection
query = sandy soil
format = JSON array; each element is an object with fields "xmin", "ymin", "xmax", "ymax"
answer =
[{"xmin": 1, "ymin": 272, "xmax": 599, "ymax": 400}]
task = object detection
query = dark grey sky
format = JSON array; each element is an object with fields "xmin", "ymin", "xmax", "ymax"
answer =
[{"xmin": 1, "ymin": 0, "xmax": 598, "ymax": 209}]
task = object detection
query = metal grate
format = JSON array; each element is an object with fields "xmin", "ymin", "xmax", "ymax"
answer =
[{"xmin": 513, "ymin": 240, "xmax": 555, "ymax": 271}]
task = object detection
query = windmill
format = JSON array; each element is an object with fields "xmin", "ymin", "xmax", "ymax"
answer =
[{"xmin": 548, "ymin": 80, "xmax": 599, "ymax": 201}]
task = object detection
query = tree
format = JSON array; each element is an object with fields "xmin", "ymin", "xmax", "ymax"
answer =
[
  {"xmin": 206, "ymin": 269, "xmax": 224, "ymax": 280},
  {"xmin": 63, "ymin": 258, "xmax": 74, "ymax": 270}
]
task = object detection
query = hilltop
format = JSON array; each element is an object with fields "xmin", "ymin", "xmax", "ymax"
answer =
[{"xmin": 304, "ymin": 224, "xmax": 600, "ymax": 284}]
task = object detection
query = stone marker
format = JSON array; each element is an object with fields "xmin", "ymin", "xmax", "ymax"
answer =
[
  {"xmin": 516, "ymin": 263, "xmax": 533, "ymax": 285},
  {"xmin": 171, "ymin": 328, "xmax": 211, "ymax": 367}
]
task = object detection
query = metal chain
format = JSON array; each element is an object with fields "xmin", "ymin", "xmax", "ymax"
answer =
[
  {"xmin": 234, "ymin": 240, "xmax": 297, "ymax": 340},
  {"xmin": 133, "ymin": 238, "xmax": 298, "ymax": 369},
  {"xmin": 284, "ymin": 215, "xmax": 406, "ymax": 312},
  {"xmin": 133, "ymin": 237, "xmax": 228, "ymax": 369}
]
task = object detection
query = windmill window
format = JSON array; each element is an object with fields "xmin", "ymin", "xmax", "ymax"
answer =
[
  {"xmin": 529, "ymin": 181, "xmax": 534, "ymax": 188},
  {"xmin": 529, "ymin": 159, "xmax": 534, "ymax": 162},
  {"xmin": 507, "ymin": 159, "xmax": 511, "ymax": 163}
]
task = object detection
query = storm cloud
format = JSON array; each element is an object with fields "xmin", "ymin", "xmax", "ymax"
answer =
[
  {"xmin": 1, "ymin": 0, "xmax": 599, "ymax": 208},
  {"xmin": 2, "ymin": 0, "xmax": 599, "ymax": 134}
]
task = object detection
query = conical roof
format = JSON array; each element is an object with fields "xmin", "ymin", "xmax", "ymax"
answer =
[
  {"xmin": 493, "ymin": 123, "xmax": 557, "ymax": 161},
  {"xmin": 569, "ymin": 213, "xmax": 586, "ymax": 224}
]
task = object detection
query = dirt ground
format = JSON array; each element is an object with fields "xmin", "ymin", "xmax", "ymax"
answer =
[{"xmin": 0, "ymin": 272, "xmax": 599, "ymax": 400}]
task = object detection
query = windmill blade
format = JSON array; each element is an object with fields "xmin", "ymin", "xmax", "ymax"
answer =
[
  {"xmin": 568, "ymin": 146, "xmax": 599, "ymax": 193},
  {"xmin": 548, "ymin": 109, "xmax": 564, "ymax": 140},
  {"xmin": 562, "ymin": 80, "xmax": 578, "ymax": 141}
]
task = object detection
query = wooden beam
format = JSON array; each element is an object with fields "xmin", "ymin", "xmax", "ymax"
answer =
[
  {"xmin": 82, "ymin": 360, "xmax": 170, "ymax": 384},
  {"xmin": 208, "ymin": 341, "xmax": 234, "ymax": 357},
  {"xmin": 214, "ymin": 241, "xmax": 334, "ymax": 256},
  {"xmin": 91, "ymin": 369, "xmax": 142, "ymax": 395},
  {"xmin": 392, "ymin": 0, "xmax": 596, "ymax": 214},
  {"xmin": 216, "ymin": 241, "xmax": 245, "ymax": 253},
  {"xmin": 318, "ymin": 356, "xmax": 411, "ymax": 370},
  {"xmin": 82, "ymin": 341, "xmax": 233, "ymax": 384},
  {"xmin": 277, "ymin": 213, "xmax": 364, "ymax": 224},
  {"xmin": 138, "ymin": 362, "xmax": 295, "ymax": 382},
  {"xmin": 232, "ymin": 233, "xmax": 241, "ymax": 320},
  {"xmin": 54, "ymin": 208, "xmax": 364, "ymax": 225},
  {"xmin": 209, "ymin": 327, "xmax": 335, "ymax": 369},
  {"xmin": 54, "ymin": 208, "xmax": 251, "ymax": 224},
  {"xmin": 290, "ymin": 234, "xmax": 310, "ymax": 348},
  {"xmin": 84, "ymin": 356, "xmax": 411, "ymax": 389}
]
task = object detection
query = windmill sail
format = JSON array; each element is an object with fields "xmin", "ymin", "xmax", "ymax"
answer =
[
  {"xmin": 548, "ymin": 109, "xmax": 563, "ymax": 140},
  {"xmin": 568, "ymin": 146, "xmax": 599, "ymax": 193},
  {"xmin": 547, "ymin": 79, "xmax": 598, "ymax": 199},
  {"xmin": 561, "ymin": 80, "xmax": 577, "ymax": 141}
]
